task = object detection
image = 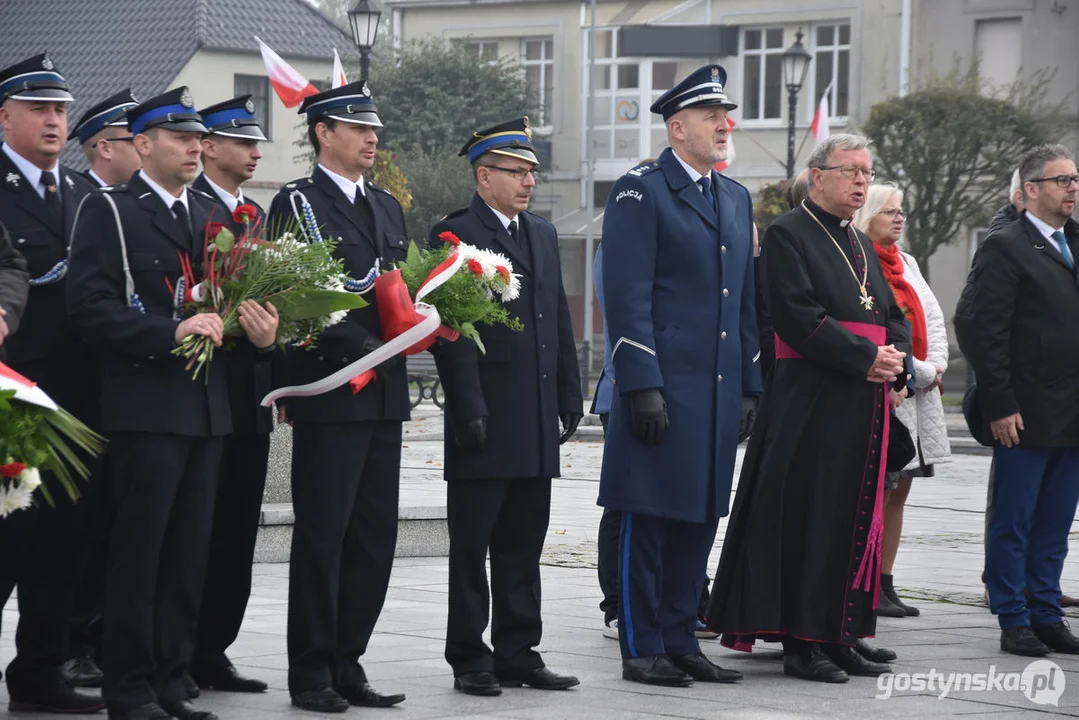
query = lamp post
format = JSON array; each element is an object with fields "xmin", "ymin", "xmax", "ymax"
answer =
[
  {"xmin": 781, "ymin": 29, "xmax": 812, "ymax": 179},
  {"xmin": 348, "ymin": 0, "xmax": 382, "ymax": 84}
]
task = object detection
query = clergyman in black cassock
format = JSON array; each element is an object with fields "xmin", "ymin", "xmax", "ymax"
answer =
[
  {"xmin": 429, "ymin": 118, "xmax": 583, "ymax": 697},
  {"xmin": 266, "ymin": 80, "xmax": 409, "ymax": 714},
  {"xmin": 707, "ymin": 135, "xmax": 909, "ymax": 683}
]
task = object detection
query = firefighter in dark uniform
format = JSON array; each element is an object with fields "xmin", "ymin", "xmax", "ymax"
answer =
[
  {"xmin": 67, "ymin": 86, "xmax": 279, "ymax": 720},
  {"xmin": 188, "ymin": 95, "xmax": 272, "ymax": 695},
  {"xmin": 429, "ymin": 118, "xmax": 583, "ymax": 697},
  {"xmin": 266, "ymin": 79, "xmax": 410, "ymax": 714},
  {"xmin": 0, "ymin": 52, "xmax": 105, "ymax": 713},
  {"xmin": 72, "ymin": 88, "xmax": 141, "ymax": 188}
]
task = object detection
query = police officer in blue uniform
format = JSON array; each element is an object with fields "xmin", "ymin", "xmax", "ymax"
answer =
[
  {"xmin": 67, "ymin": 86, "xmax": 279, "ymax": 720},
  {"xmin": 189, "ymin": 95, "xmax": 273, "ymax": 695},
  {"xmin": 71, "ymin": 88, "xmax": 141, "ymax": 188},
  {"xmin": 266, "ymin": 80, "xmax": 410, "ymax": 714},
  {"xmin": 0, "ymin": 52, "xmax": 105, "ymax": 713},
  {"xmin": 429, "ymin": 118, "xmax": 583, "ymax": 697},
  {"xmin": 597, "ymin": 64, "xmax": 762, "ymax": 687}
]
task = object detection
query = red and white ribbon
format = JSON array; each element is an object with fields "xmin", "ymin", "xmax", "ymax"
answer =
[{"xmin": 259, "ymin": 249, "xmax": 463, "ymax": 407}]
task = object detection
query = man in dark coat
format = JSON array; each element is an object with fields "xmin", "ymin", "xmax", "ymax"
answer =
[
  {"xmin": 68, "ymin": 87, "xmax": 279, "ymax": 720},
  {"xmin": 188, "ymin": 95, "xmax": 273, "ymax": 694},
  {"xmin": 0, "ymin": 52, "xmax": 104, "ymax": 713},
  {"xmin": 430, "ymin": 117, "xmax": 583, "ymax": 697},
  {"xmin": 72, "ymin": 88, "xmax": 141, "ymax": 188},
  {"xmin": 597, "ymin": 65, "xmax": 760, "ymax": 688},
  {"xmin": 266, "ymin": 80, "xmax": 410, "ymax": 714},
  {"xmin": 707, "ymin": 134, "xmax": 908, "ymax": 682},
  {"xmin": 955, "ymin": 144, "xmax": 1079, "ymax": 657}
]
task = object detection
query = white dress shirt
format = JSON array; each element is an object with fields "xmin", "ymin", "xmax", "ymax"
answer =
[
  {"xmin": 1024, "ymin": 210, "xmax": 1066, "ymax": 255},
  {"xmin": 484, "ymin": 203, "xmax": 517, "ymax": 231},
  {"xmin": 2, "ymin": 143, "xmax": 60, "ymax": 201},
  {"xmin": 139, "ymin": 169, "xmax": 189, "ymax": 216},
  {"xmin": 318, "ymin": 164, "xmax": 366, "ymax": 202},
  {"xmin": 88, "ymin": 169, "xmax": 108, "ymax": 188},
  {"xmin": 201, "ymin": 173, "xmax": 244, "ymax": 214},
  {"xmin": 671, "ymin": 149, "xmax": 712, "ymax": 192}
]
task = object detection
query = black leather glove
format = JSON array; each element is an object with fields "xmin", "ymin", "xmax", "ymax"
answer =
[
  {"xmin": 628, "ymin": 388, "xmax": 668, "ymax": 446},
  {"xmin": 559, "ymin": 412, "xmax": 583, "ymax": 444},
  {"xmin": 363, "ymin": 336, "xmax": 403, "ymax": 383},
  {"xmin": 454, "ymin": 416, "xmax": 488, "ymax": 451},
  {"xmin": 738, "ymin": 395, "xmax": 760, "ymax": 444}
]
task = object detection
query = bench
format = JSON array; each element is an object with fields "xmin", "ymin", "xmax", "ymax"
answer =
[{"xmin": 405, "ymin": 351, "xmax": 444, "ymax": 408}]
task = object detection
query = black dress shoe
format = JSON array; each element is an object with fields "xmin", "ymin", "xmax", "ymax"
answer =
[
  {"xmin": 854, "ymin": 638, "xmax": 897, "ymax": 663},
  {"xmin": 782, "ymin": 645, "xmax": 849, "ymax": 683},
  {"xmin": 670, "ymin": 652, "xmax": 742, "ymax": 683},
  {"xmin": 291, "ymin": 687, "xmax": 349, "ymax": 713},
  {"xmin": 337, "ymin": 682, "xmax": 406, "ymax": 707},
  {"xmin": 161, "ymin": 699, "xmax": 218, "ymax": 720},
  {"xmin": 884, "ymin": 587, "xmax": 920, "ymax": 617},
  {"xmin": 183, "ymin": 673, "xmax": 200, "ymax": 698},
  {"xmin": 495, "ymin": 666, "xmax": 579, "ymax": 690},
  {"xmin": 454, "ymin": 672, "xmax": 502, "ymax": 696},
  {"xmin": 109, "ymin": 701, "xmax": 172, "ymax": 719},
  {"xmin": 622, "ymin": 655, "xmax": 694, "ymax": 687},
  {"xmin": 8, "ymin": 681, "xmax": 106, "ymax": 713},
  {"xmin": 823, "ymin": 645, "xmax": 892, "ymax": 676},
  {"xmin": 875, "ymin": 593, "xmax": 907, "ymax": 618},
  {"xmin": 1001, "ymin": 626, "xmax": 1051, "ymax": 657},
  {"xmin": 1033, "ymin": 622, "xmax": 1079, "ymax": 654},
  {"xmin": 62, "ymin": 655, "xmax": 105, "ymax": 688},
  {"xmin": 192, "ymin": 664, "xmax": 268, "ymax": 693}
]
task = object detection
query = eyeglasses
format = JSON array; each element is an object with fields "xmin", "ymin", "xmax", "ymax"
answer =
[
  {"xmin": 819, "ymin": 165, "xmax": 875, "ymax": 181},
  {"xmin": 1028, "ymin": 174, "xmax": 1079, "ymax": 189},
  {"xmin": 103, "ymin": 137, "xmax": 134, "ymax": 143},
  {"xmin": 482, "ymin": 165, "xmax": 534, "ymax": 181},
  {"xmin": 879, "ymin": 208, "xmax": 905, "ymax": 219}
]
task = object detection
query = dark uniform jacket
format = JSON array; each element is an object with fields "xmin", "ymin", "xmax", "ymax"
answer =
[
  {"xmin": 66, "ymin": 172, "xmax": 231, "ymax": 437},
  {"xmin": 0, "ymin": 221, "xmax": 29, "ymax": 360},
  {"xmin": 0, "ymin": 146, "xmax": 95, "ymax": 414},
  {"xmin": 191, "ymin": 173, "xmax": 274, "ymax": 435},
  {"xmin": 266, "ymin": 166, "xmax": 411, "ymax": 424},
  {"xmin": 955, "ymin": 213, "xmax": 1079, "ymax": 447},
  {"xmin": 430, "ymin": 193, "xmax": 582, "ymax": 481}
]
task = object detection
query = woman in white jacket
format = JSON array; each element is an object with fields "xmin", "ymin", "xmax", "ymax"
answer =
[{"xmin": 855, "ymin": 184, "xmax": 952, "ymax": 618}]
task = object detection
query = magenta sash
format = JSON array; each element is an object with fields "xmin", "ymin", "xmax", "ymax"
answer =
[{"xmin": 775, "ymin": 321, "xmax": 889, "ymax": 607}]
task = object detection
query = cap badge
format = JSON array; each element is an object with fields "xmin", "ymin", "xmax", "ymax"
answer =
[
  {"xmin": 180, "ymin": 88, "xmax": 194, "ymax": 108},
  {"xmin": 65, "ymin": 175, "xmax": 75, "ymax": 190},
  {"xmin": 41, "ymin": 56, "xmax": 54, "ymax": 71},
  {"xmin": 711, "ymin": 67, "xmax": 720, "ymax": 83},
  {"xmin": 244, "ymin": 99, "xmax": 255, "ymax": 113},
  {"xmin": 361, "ymin": 83, "xmax": 371, "ymax": 97},
  {"xmin": 523, "ymin": 116, "xmax": 533, "ymax": 140}
]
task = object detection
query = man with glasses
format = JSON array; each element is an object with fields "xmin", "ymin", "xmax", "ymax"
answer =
[
  {"xmin": 429, "ymin": 117, "xmax": 582, "ymax": 697},
  {"xmin": 956, "ymin": 144, "xmax": 1079, "ymax": 657},
  {"xmin": 71, "ymin": 89, "xmax": 141, "ymax": 188},
  {"xmin": 707, "ymin": 133, "xmax": 909, "ymax": 682}
]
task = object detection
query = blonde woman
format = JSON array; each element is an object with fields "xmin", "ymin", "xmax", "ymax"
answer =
[{"xmin": 854, "ymin": 184, "xmax": 952, "ymax": 618}]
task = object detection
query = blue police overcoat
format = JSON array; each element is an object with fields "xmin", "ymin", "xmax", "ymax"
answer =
[{"xmin": 597, "ymin": 147, "xmax": 762, "ymax": 524}]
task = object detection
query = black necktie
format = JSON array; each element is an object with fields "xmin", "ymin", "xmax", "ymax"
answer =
[
  {"xmin": 41, "ymin": 170, "xmax": 61, "ymax": 219},
  {"xmin": 172, "ymin": 201, "xmax": 193, "ymax": 249},
  {"xmin": 509, "ymin": 219, "xmax": 520, "ymax": 246}
]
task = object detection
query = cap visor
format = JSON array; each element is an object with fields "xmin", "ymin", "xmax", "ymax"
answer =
[
  {"xmin": 157, "ymin": 120, "xmax": 208, "ymax": 134},
  {"xmin": 491, "ymin": 148, "xmax": 539, "ymax": 166},
  {"xmin": 209, "ymin": 125, "xmax": 268, "ymax": 141},
  {"xmin": 328, "ymin": 112, "xmax": 383, "ymax": 128},
  {"xmin": 8, "ymin": 89, "xmax": 74, "ymax": 103}
]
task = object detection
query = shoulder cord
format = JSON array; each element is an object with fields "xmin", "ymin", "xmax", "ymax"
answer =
[
  {"xmin": 98, "ymin": 193, "xmax": 146, "ymax": 314},
  {"xmin": 288, "ymin": 189, "xmax": 379, "ymax": 295}
]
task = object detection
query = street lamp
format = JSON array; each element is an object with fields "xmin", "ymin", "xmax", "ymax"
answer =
[
  {"xmin": 781, "ymin": 29, "xmax": 812, "ymax": 179},
  {"xmin": 348, "ymin": 0, "xmax": 382, "ymax": 84}
]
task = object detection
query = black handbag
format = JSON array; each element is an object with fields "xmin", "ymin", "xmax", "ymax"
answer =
[
  {"xmin": 962, "ymin": 383, "xmax": 994, "ymax": 447},
  {"xmin": 887, "ymin": 412, "xmax": 917, "ymax": 472}
]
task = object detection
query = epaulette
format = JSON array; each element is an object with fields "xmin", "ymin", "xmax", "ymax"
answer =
[
  {"xmin": 368, "ymin": 182, "xmax": 394, "ymax": 197},
  {"xmin": 714, "ymin": 172, "xmax": 748, "ymax": 194},
  {"xmin": 100, "ymin": 184, "xmax": 127, "ymax": 193},
  {"xmin": 438, "ymin": 207, "xmax": 469, "ymax": 223},
  {"xmin": 626, "ymin": 162, "xmax": 659, "ymax": 177},
  {"xmin": 189, "ymin": 187, "xmax": 215, "ymax": 201},
  {"xmin": 283, "ymin": 177, "xmax": 314, "ymax": 191}
]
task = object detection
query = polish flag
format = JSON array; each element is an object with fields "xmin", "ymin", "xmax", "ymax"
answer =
[
  {"xmin": 332, "ymin": 48, "xmax": 348, "ymax": 89},
  {"xmin": 714, "ymin": 117, "xmax": 736, "ymax": 173},
  {"xmin": 255, "ymin": 36, "xmax": 319, "ymax": 108},
  {"xmin": 810, "ymin": 86, "xmax": 832, "ymax": 144}
]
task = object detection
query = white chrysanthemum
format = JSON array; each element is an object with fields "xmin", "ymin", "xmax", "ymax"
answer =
[
  {"xmin": 500, "ymin": 273, "xmax": 522, "ymax": 302},
  {"xmin": 324, "ymin": 309, "xmax": 348, "ymax": 327},
  {"xmin": 0, "ymin": 482, "xmax": 34, "ymax": 517},
  {"xmin": 18, "ymin": 467, "xmax": 41, "ymax": 491}
]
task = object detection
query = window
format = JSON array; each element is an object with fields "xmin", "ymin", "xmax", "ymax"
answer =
[
  {"xmin": 521, "ymin": 37, "xmax": 554, "ymax": 127},
  {"xmin": 741, "ymin": 28, "xmax": 785, "ymax": 120},
  {"xmin": 812, "ymin": 23, "xmax": 851, "ymax": 119},
  {"xmin": 975, "ymin": 18, "xmax": 1021, "ymax": 89},
  {"xmin": 460, "ymin": 40, "xmax": 499, "ymax": 65},
  {"xmin": 233, "ymin": 75, "xmax": 272, "ymax": 140}
]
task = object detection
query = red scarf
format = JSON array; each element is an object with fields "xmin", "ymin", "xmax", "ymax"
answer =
[{"xmin": 873, "ymin": 242, "xmax": 927, "ymax": 361}]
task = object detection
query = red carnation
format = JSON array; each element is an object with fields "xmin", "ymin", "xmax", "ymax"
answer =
[
  {"xmin": 496, "ymin": 265, "xmax": 510, "ymax": 284},
  {"xmin": 0, "ymin": 462, "xmax": 26, "ymax": 478},
  {"xmin": 467, "ymin": 259, "xmax": 484, "ymax": 277},
  {"xmin": 206, "ymin": 221, "xmax": 228, "ymax": 239},
  {"xmin": 439, "ymin": 231, "xmax": 461, "ymax": 246},
  {"xmin": 232, "ymin": 204, "xmax": 258, "ymax": 225}
]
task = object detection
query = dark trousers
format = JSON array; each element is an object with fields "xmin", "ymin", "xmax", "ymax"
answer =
[
  {"xmin": 598, "ymin": 508, "xmax": 621, "ymax": 622},
  {"xmin": 981, "ymin": 459, "xmax": 996, "ymax": 585},
  {"xmin": 287, "ymin": 421, "xmax": 401, "ymax": 695},
  {"xmin": 103, "ymin": 433, "xmax": 222, "ymax": 713},
  {"xmin": 192, "ymin": 432, "xmax": 271, "ymax": 673},
  {"xmin": 986, "ymin": 445, "xmax": 1079, "ymax": 629},
  {"xmin": 617, "ymin": 513, "xmax": 717, "ymax": 660},
  {"xmin": 69, "ymin": 454, "xmax": 114, "ymax": 660},
  {"xmin": 0, "ymin": 480, "xmax": 86, "ymax": 692},
  {"xmin": 445, "ymin": 477, "xmax": 551, "ymax": 675}
]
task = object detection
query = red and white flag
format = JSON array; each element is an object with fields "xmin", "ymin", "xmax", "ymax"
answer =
[
  {"xmin": 332, "ymin": 48, "xmax": 348, "ymax": 89},
  {"xmin": 254, "ymin": 36, "xmax": 319, "ymax": 108},
  {"xmin": 810, "ymin": 84, "xmax": 832, "ymax": 144},
  {"xmin": 714, "ymin": 116, "xmax": 736, "ymax": 173}
]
